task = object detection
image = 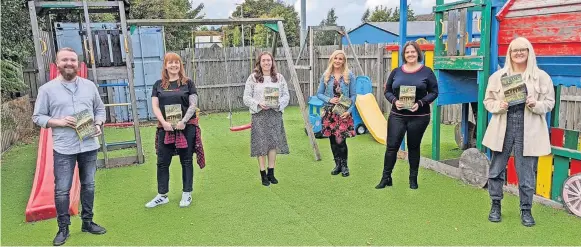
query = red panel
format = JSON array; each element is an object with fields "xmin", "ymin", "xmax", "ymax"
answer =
[
  {"xmin": 500, "ymin": 12, "xmax": 581, "ymax": 31},
  {"xmin": 498, "ymin": 43, "xmax": 581, "ymax": 56},
  {"xmin": 507, "ymin": 156, "xmax": 518, "ymax": 185},
  {"xmin": 571, "ymin": 159, "xmax": 581, "ymax": 176},
  {"xmin": 551, "ymin": 128, "xmax": 565, "ymax": 147},
  {"xmin": 499, "ymin": 27, "xmax": 581, "ymax": 44}
]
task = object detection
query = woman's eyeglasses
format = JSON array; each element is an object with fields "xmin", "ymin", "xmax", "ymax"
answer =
[{"xmin": 510, "ymin": 48, "xmax": 529, "ymax": 54}]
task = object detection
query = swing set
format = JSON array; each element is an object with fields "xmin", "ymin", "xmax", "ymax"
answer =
[{"xmin": 133, "ymin": 18, "xmax": 321, "ymax": 160}]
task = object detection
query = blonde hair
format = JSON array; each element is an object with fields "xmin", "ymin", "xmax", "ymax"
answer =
[
  {"xmin": 503, "ymin": 37, "xmax": 539, "ymax": 81},
  {"xmin": 323, "ymin": 50, "xmax": 350, "ymax": 84}
]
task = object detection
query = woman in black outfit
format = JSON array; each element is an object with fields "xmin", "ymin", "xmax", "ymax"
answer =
[
  {"xmin": 376, "ymin": 41, "xmax": 438, "ymax": 190},
  {"xmin": 146, "ymin": 52, "xmax": 199, "ymax": 208}
]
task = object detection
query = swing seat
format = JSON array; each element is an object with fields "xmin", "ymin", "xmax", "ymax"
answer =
[{"xmin": 230, "ymin": 123, "xmax": 252, "ymax": 132}]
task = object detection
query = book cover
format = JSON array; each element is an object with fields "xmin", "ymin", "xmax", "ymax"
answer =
[
  {"xmin": 400, "ymin": 86, "xmax": 416, "ymax": 110},
  {"xmin": 165, "ymin": 104, "xmax": 182, "ymax": 127},
  {"xmin": 332, "ymin": 94, "xmax": 352, "ymax": 115},
  {"xmin": 72, "ymin": 109, "xmax": 97, "ymax": 141},
  {"xmin": 501, "ymin": 74, "xmax": 527, "ymax": 106},
  {"xmin": 264, "ymin": 87, "xmax": 280, "ymax": 108}
]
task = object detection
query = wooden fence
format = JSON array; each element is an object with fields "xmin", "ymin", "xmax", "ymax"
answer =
[{"xmin": 24, "ymin": 43, "xmax": 581, "ymax": 129}]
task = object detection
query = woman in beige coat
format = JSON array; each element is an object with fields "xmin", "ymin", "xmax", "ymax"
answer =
[{"xmin": 482, "ymin": 37, "xmax": 555, "ymax": 227}]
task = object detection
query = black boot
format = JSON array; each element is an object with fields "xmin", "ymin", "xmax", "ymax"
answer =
[
  {"xmin": 53, "ymin": 225, "xmax": 69, "ymax": 246},
  {"xmin": 521, "ymin": 209, "xmax": 535, "ymax": 227},
  {"xmin": 267, "ymin": 168, "xmax": 278, "ymax": 184},
  {"xmin": 409, "ymin": 176, "xmax": 418, "ymax": 189},
  {"xmin": 488, "ymin": 200, "xmax": 501, "ymax": 222},
  {"xmin": 260, "ymin": 170, "xmax": 270, "ymax": 186},
  {"xmin": 375, "ymin": 176, "xmax": 392, "ymax": 189},
  {"xmin": 81, "ymin": 221, "xmax": 107, "ymax": 234},
  {"xmin": 331, "ymin": 158, "xmax": 341, "ymax": 175},
  {"xmin": 340, "ymin": 158, "xmax": 350, "ymax": 177}
]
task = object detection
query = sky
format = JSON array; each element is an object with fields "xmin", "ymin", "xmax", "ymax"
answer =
[{"xmin": 190, "ymin": 0, "xmax": 445, "ymax": 30}]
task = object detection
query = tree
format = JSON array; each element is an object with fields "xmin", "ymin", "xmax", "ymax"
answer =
[
  {"xmin": 361, "ymin": 9, "xmax": 371, "ymax": 23},
  {"xmin": 367, "ymin": 4, "xmax": 416, "ymax": 22},
  {"xmin": 129, "ymin": 0, "xmax": 205, "ymax": 50},
  {"xmin": 1, "ymin": 0, "xmax": 34, "ymax": 64},
  {"xmin": 314, "ymin": 8, "xmax": 340, "ymax": 46},
  {"xmin": 223, "ymin": 0, "xmax": 300, "ymax": 48}
]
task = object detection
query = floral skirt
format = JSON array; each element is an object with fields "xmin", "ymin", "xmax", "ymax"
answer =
[{"xmin": 321, "ymin": 105, "xmax": 355, "ymax": 141}]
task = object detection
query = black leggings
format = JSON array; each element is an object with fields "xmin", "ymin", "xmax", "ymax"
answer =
[
  {"xmin": 382, "ymin": 114, "xmax": 430, "ymax": 178},
  {"xmin": 330, "ymin": 135, "xmax": 348, "ymax": 161}
]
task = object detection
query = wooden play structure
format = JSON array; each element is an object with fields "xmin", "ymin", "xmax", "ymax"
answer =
[{"xmin": 385, "ymin": 0, "xmax": 581, "ymax": 217}]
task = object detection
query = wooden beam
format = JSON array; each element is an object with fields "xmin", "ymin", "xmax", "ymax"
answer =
[
  {"xmin": 89, "ymin": 66, "xmax": 129, "ymax": 81},
  {"xmin": 28, "ymin": 1, "xmax": 47, "ymax": 86},
  {"xmin": 434, "ymin": 56, "xmax": 484, "ymax": 70},
  {"xmin": 35, "ymin": 1, "xmax": 119, "ymax": 8},
  {"xmin": 343, "ymin": 31, "xmax": 364, "ymax": 75},
  {"xmin": 277, "ymin": 21, "xmax": 321, "ymax": 161},
  {"xmin": 311, "ymin": 26, "xmax": 344, "ymax": 32},
  {"xmin": 119, "ymin": 0, "xmax": 145, "ymax": 164},
  {"xmin": 127, "ymin": 18, "xmax": 284, "ymax": 26},
  {"xmin": 309, "ymin": 27, "xmax": 314, "ymax": 96}
]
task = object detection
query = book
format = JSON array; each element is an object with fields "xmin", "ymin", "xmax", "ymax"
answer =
[
  {"xmin": 264, "ymin": 86, "xmax": 280, "ymax": 109},
  {"xmin": 165, "ymin": 104, "xmax": 182, "ymax": 127},
  {"xmin": 399, "ymin": 86, "xmax": 416, "ymax": 110},
  {"xmin": 501, "ymin": 74, "xmax": 527, "ymax": 106},
  {"xmin": 72, "ymin": 109, "xmax": 97, "ymax": 141},
  {"xmin": 332, "ymin": 94, "xmax": 352, "ymax": 115}
]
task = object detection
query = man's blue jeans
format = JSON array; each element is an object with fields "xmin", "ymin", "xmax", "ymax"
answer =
[{"xmin": 53, "ymin": 150, "xmax": 98, "ymax": 227}]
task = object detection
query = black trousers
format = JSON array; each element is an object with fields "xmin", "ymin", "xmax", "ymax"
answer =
[
  {"xmin": 382, "ymin": 114, "xmax": 430, "ymax": 178},
  {"xmin": 156, "ymin": 125, "xmax": 196, "ymax": 194},
  {"xmin": 329, "ymin": 135, "xmax": 348, "ymax": 163}
]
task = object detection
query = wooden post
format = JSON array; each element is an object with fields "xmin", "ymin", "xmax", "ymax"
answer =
[
  {"xmin": 343, "ymin": 31, "xmax": 364, "ymax": 75},
  {"xmin": 432, "ymin": 0, "xmax": 445, "ymax": 161},
  {"xmin": 376, "ymin": 45, "xmax": 383, "ymax": 112},
  {"xmin": 271, "ymin": 32, "xmax": 278, "ymax": 58},
  {"xmin": 476, "ymin": 3, "xmax": 492, "ymax": 152},
  {"xmin": 309, "ymin": 27, "xmax": 314, "ymax": 96},
  {"xmin": 82, "ymin": 0, "xmax": 98, "ymax": 84},
  {"xmin": 119, "ymin": 0, "xmax": 145, "ymax": 164},
  {"xmin": 277, "ymin": 21, "xmax": 321, "ymax": 161},
  {"xmin": 28, "ymin": 1, "xmax": 47, "ymax": 85}
]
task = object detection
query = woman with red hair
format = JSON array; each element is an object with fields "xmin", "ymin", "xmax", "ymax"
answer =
[{"xmin": 146, "ymin": 52, "xmax": 199, "ymax": 208}]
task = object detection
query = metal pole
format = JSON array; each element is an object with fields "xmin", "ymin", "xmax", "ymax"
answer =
[
  {"xmin": 300, "ymin": 0, "xmax": 306, "ymax": 48},
  {"xmin": 241, "ymin": 6, "xmax": 244, "ymax": 48},
  {"xmin": 398, "ymin": 0, "xmax": 408, "ymax": 66}
]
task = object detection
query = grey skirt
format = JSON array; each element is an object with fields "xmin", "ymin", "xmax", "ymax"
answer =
[{"xmin": 250, "ymin": 109, "xmax": 290, "ymax": 157}]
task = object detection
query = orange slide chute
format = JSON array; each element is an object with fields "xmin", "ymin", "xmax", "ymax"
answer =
[{"xmin": 25, "ymin": 62, "xmax": 87, "ymax": 222}]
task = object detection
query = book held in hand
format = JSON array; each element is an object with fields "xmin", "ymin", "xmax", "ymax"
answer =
[
  {"xmin": 264, "ymin": 86, "xmax": 280, "ymax": 109},
  {"xmin": 501, "ymin": 74, "xmax": 527, "ymax": 106},
  {"xmin": 165, "ymin": 104, "xmax": 182, "ymax": 127},
  {"xmin": 72, "ymin": 109, "xmax": 97, "ymax": 141},
  {"xmin": 399, "ymin": 86, "xmax": 416, "ymax": 110},
  {"xmin": 332, "ymin": 94, "xmax": 352, "ymax": 115}
]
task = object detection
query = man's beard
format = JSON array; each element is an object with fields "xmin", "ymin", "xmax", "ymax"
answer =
[{"xmin": 59, "ymin": 66, "xmax": 77, "ymax": 81}]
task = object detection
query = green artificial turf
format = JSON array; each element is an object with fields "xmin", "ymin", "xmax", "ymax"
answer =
[{"xmin": 2, "ymin": 107, "xmax": 580, "ymax": 245}]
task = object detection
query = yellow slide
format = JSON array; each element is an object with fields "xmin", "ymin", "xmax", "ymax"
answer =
[{"xmin": 355, "ymin": 93, "xmax": 387, "ymax": 145}]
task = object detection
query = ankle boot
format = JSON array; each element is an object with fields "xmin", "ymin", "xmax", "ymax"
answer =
[
  {"xmin": 409, "ymin": 176, "xmax": 418, "ymax": 189},
  {"xmin": 260, "ymin": 170, "xmax": 270, "ymax": 186},
  {"xmin": 340, "ymin": 158, "xmax": 350, "ymax": 177},
  {"xmin": 331, "ymin": 158, "xmax": 341, "ymax": 175},
  {"xmin": 488, "ymin": 200, "xmax": 501, "ymax": 222},
  {"xmin": 53, "ymin": 225, "xmax": 69, "ymax": 246},
  {"xmin": 521, "ymin": 209, "xmax": 535, "ymax": 227},
  {"xmin": 375, "ymin": 176, "xmax": 392, "ymax": 189},
  {"xmin": 267, "ymin": 168, "xmax": 278, "ymax": 184}
]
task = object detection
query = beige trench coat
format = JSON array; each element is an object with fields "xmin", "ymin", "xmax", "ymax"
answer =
[{"xmin": 481, "ymin": 68, "xmax": 555, "ymax": 157}]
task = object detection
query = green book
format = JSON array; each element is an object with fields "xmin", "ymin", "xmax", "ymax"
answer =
[
  {"xmin": 400, "ymin": 86, "xmax": 416, "ymax": 110},
  {"xmin": 501, "ymin": 74, "xmax": 527, "ymax": 106},
  {"xmin": 165, "ymin": 104, "xmax": 182, "ymax": 127},
  {"xmin": 332, "ymin": 94, "xmax": 352, "ymax": 115},
  {"xmin": 72, "ymin": 109, "xmax": 97, "ymax": 141},
  {"xmin": 264, "ymin": 87, "xmax": 280, "ymax": 108}
]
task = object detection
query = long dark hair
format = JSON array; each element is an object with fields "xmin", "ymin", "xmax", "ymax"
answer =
[{"xmin": 253, "ymin": 52, "xmax": 278, "ymax": 83}]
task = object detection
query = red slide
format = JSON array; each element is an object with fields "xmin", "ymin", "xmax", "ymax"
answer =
[{"xmin": 25, "ymin": 62, "xmax": 87, "ymax": 222}]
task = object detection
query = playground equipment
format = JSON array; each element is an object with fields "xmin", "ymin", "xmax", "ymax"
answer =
[
  {"xmin": 125, "ymin": 17, "xmax": 322, "ymax": 160},
  {"xmin": 28, "ymin": 0, "xmax": 144, "ymax": 168},
  {"xmin": 385, "ymin": 0, "xmax": 581, "ymax": 217}
]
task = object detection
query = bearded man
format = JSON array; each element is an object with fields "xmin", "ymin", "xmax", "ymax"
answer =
[{"xmin": 32, "ymin": 47, "xmax": 107, "ymax": 246}]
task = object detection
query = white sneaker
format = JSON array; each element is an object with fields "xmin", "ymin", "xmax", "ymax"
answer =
[
  {"xmin": 145, "ymin": 194, "xmax": 169, "ymax": 208},
  {"xmin": 179, "ymin": 192, "xmax": 192, "ymax": 207}
]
